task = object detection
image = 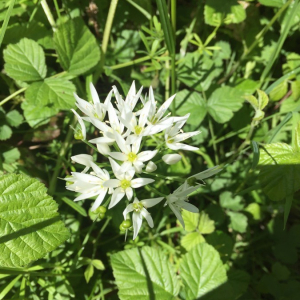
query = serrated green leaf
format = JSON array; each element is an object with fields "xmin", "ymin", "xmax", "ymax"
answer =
[
  {"xmin": 53, "ymin": 18, "xmax": 100, "ymax": 75},
  {"xmin": 0, "ymin": 124, "xmax": 12, "ymax": 140},
  {"xmin": 228, "ymin": 211, "xmax": 248, "ymax": 233},
  {"xmin": 207, "ymin": 86, "xmax": 244, "ymax": 123},
  {"xmin": 220, "ymin": 191, "xmax": 244, "ymax": 211},
  {"xmin": 0, "ymin": 173, "xmax": 70, "ymax": 267},
  {"xmin": 181, "ymin": 232, "xmax": 205, "ymax": 251},
  {"xmin": 6, "ymin": 110, "xmax": 23, "ymax": 127},
  {"xmin": 198, "ymin": 211, "xmax": 215, "ymax": 234},
  {"xmin": 257, "ymin": 89, "xmax": 269, "ymax": 110},
  {"xmin": 2, "ymin": 148, "xmax": 20, "ymax": 164},
  {"xmin": 204, "ymin": 0, "xmax": 246, "ymax": 26},
  {"xmin": 258, "ymin": 143, "xmax": 300, "ymax": 201},
  {"xmin": 111, "ymin": 246, "xmax": 179, "ymax": 300},
  {"xmin": 84, "ymin": 264, "xmax": 94, "ymax": 283},
  {"xmin": 182, "ymin": 210, "xmax": 199, "ymax": 232},
  {"xmin": 180, "ymin": 243, "xmax": 227, "ymax": 300},
  {"xmin": 175, "ymin": 90, "xmax": 207, "ymax": 125},
  {"xmin": 22, "ymin": 78, "xmax": 76, "ymax": 127},
  {"xmin": 4, "ymin": 38, "xmax": 47, "ymax": 82}
]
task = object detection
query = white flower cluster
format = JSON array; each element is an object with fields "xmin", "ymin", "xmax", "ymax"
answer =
[{"xmin": 65, "ymin": 81, "xmax": 220, "ymax": 239}]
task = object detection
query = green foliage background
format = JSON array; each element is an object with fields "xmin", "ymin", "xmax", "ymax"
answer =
[{"xmin": 0, "ymin": 0, "xmax": 300, "ymax": 299}]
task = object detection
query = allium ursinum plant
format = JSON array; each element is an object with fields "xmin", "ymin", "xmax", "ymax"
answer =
[{"xmin": 65, "ymin": 81, "xmax": 221, "ymax": 239}]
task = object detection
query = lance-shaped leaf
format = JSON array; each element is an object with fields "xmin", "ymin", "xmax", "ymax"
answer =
[
  {"xmin": 180, "ymin": 243, "xmax": 227, "ymax": 300},
  {"xmin": 4, "ymin": 38, "xmax": 47, "ymax": 82},
  {"xmin": 111, "ymin": 246, "xmax": 179, "ymax": 300},
  {"xmin": 54, "ymin": 18, "xmax": 101, "ymax": 75},
  {"xmin": 0, "ymin": 173, "xmax": 70, "ymax": 268}
]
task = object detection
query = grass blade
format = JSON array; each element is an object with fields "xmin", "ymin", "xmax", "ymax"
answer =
[
  {"xmin": 0, "ymin": 0, "xmax": 15, "ymax": 47},
  {"xmin": 251, "ymin": 141, "xmax": 260, "ymax": 170},
  {"xmin": 268, "ymin": 112, "xmax": 293, "ymax": 143}
]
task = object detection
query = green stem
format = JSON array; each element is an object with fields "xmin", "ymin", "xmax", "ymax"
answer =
[
  {"xmin": 170, "ymin": 0, "xmax": 176, "ymax": 113},
  {"xmin": 41, "ymin": 0, "xmax": 56, "ymax": 30},
  {"xmin": 208, "ymin": 117, "xmax": 219, "ymax": 164},
  {"xmin": 53, "ymin": 0, "xmax": 62, "ymax": 21},
  {"xmin": 0, "ymin": 87, "xmax": 26, "ymax": 107},
  {"xmin": 48, "ymin": 117, "xmax": 75, "ymax": 195},
  {"xmin": 100, "ymin": 0, "xmax": 119, "ymax": 69},
  {"xmin": 218, "ymin": 0, "xmax": 293, "ymax": 84},
  {"xmin": 105, "ymin": 55, "xmax": 151, "ymax": 70}
]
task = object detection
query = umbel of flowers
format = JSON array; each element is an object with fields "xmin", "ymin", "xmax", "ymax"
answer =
[{"xmin": 65, "ymin": 81, "xmax": 221, "ymax": 239}]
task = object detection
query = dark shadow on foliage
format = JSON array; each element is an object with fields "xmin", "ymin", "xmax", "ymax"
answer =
[{"xmin": 0, "ymin": 216, "xmax": 61, "ymax": 244}]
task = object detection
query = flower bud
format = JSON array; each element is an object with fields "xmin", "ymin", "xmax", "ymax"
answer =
[
  {"xmin": 162, "ymin": 154, "xmax": 182, "ymax": 165},
  {"xmin": 146, "ymin": 161, "xmax": 157, "ymax": 172}
]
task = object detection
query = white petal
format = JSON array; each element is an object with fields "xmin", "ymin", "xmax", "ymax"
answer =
[
  {"xmin": 133, "ymin": 161, "xmax": 144, "ymax": 173},
  {"xmin": 132, "ymin": 136, "xmax": 142, "ymax": 154},
  {"xmin": 74, "ymin": 191, "xmax": 99, "ymax": 201},
  {"xmin": 91, "ymin": 190, "xmax": 107, "ymax": 211},
  {"xmin": 109, "ymin": 188, "xmax": 125, "ymax": 209},
  {"xmin": 109, "ymin": 152, "xmax": 127, "ymax": 161},
  {"xmin": 126, "ymin": 187, "xmax": 133, "ymax": 200},
  {"xmin": 132, "ymin": 212, "xmax": 143, "ymax": 240},
  {"xmin": 156, "ymin": 94, "xmax": 176, "ymax": 120},
  {"xmin": 90, "ymin": 82, "xmax": 100, "ymax": 105},
  {"xmin": 108, "ymin": 158, "xmax": 121, "ymax": 176},
  {"xmin": 173, "ymin": 131, "xmax": 201, "ymax": 143},
  {"xmin": 137, "ymin": 150, "xmax": 158, "ymax": 162},
  {"xmin": 141, "ymin": 197, "xmax": 164, "ymax": 208},
  {"xmin": 114, "ymin": 132, "xmax": 130, "ymax": 154},
  {"xmin": 141, "ymin": 209, "xmax": 154, "ymax": 228},
  {"xmin": 71, "ymin": 154, "xmax": 93, "ymax": 165},
  {"xmin": 96, "ymin": 143, "xmax": 110, "ymax": 155},
  {"xmin": 123, "ymin": 203, "xmax": 134, "ymax": 219},
  {"xmin": 131, "ymin": 178, "xmax": 154, "ymax": 188},
  {"xmin": 103, "ymin": 179, "xmax": 120, "ymax": 188}
]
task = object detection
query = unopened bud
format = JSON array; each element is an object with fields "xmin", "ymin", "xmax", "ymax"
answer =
[
  {"xmin": 162, "ymin": 154, "xmax": 182, "ymax": 165},
  {"xmin": 146, "ymin": 161, "xmax": 157, "ymax": 172}
]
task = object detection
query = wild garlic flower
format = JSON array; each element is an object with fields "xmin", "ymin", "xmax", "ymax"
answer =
[
  {"xmin": 162, "ymin": 153, "xmax": 182, "ymax": 165},
  {"xmin": 74, "ymin": 83, "xmax": 112, "ymax": 122},
  {"xmin": 123, "ymin": 197, "xmax": 164, "ymax": 240},
  {"xmin": 71, "ymin": 154, "xmax": 94, "ymax": 173},
  {"xmin": 103, "ymin": 158, "xmax": 155, "ymax": 208},
  {"xmin": 165, "ymin": 181, "xmax": 201, "ymax": 228},
  {"xmin": 109, "ymin": 133, "xmax": 157, "ymax": 173},
  {"xmin": 165, "ymin": 115, "xmax": 200, "ymax": 151},
  {"xmin": 66, "ymin": 162, "xmax": 111, "ymax": 211}
]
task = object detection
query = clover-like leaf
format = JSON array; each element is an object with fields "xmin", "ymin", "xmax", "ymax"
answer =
[{"xmin": 0, "ymin": 173, "xmax": 70, "ymax": 267}]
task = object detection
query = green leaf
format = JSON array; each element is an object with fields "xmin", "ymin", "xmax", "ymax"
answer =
[
  {"xmin": 207, "ymin": 86, "xmax": 244, "ymax": 123},
  {"xmin": 258, "ymin": 0, "xmax": 285, "ymax": 7},
  {"xmin": 180, "ymin": 243, "xmax": 227, "ymax": 300},
  {"xmin": 111, "ymin": 246, "xmax": 179, "ymax": 300},
  {"xmin": 291, "ymin": 80, "xmax": 300, "ymax": 100},
  {"xmin": 204, "ymin": 0, "xmax": 246, "ymax": 26},
  {"xmin": 6, "ymin": 110, "xmax": 23, "ymax": 127},
  {"xmin": 53, "ymin": 18, "xmax": 101, "ymax": 76},
  {"xmin": 293, "ymin": 121, "xmax": 300, "ymax": 151},
  {"xmin": 175, "ymin": 90, "xmax": 207, "ymax": 125},
  {"xmin": 269, "ymin": 80, "xmax": 288, "ymax": 101},
  {"xmin": 22, "ymin": 78, "xmax": 76, "ymax": 127},
  {"xmin": 61, "ymin": 197, "xmax": 87, "ymax": 217},
  {"xmin": 206, "ymin": 231, "xmax": 234, "ymax": 262},
  {"xmin": 220, "ymin": 191, "xmax": 244, "ymax": 211},
  {"xmin": 198, "ymin": 211, "xmax": 215, "ymax": 234},
  {"xmin": 0, "ymin": 0, "xmax": 15, "ymax": 47},
  {"xmin": 181, "ymin": 232, "xmax": 205, "ymax": 251},
  {"xmin": 272, "ymin": 262, "xmax": 290, "ymax": 281},
  {"xmin": 2, "ymin": 148, "xmax": 20, "ymax": 164},
  {"xmin": 91, "ymin": 259, "xmax": 105, "ymax": 270},
  {"xmin": 257, "ymin": 89, "xmax": 269, "ymax": 110},
  {"xmin": 84, "ymin": 264, "xmax": 94, "ymax": 283},
  {"xmin": 228, "ymin": 211, "xmax": 248, "ymax": 233},
  {"xmin": 258, "ymin": 143, "xmax": 300, "ymax": 201},
  {"xmin": 0, "ymin": 173, "xmax": 70, "ymax": 267},
  {"xmin": 245, "ymin": 203, "xmax": 262, "ymax": 221},
  {"xmin": 182, "ymin": 209, "xmax": 199, "ymax": 232},
  {"xmin": 0, "ymin": 124, "xmax": 12, "ymax": 140},
  {"xmin": 4, "ymin": 38, "xmax": 47, "ymax": 82}
]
